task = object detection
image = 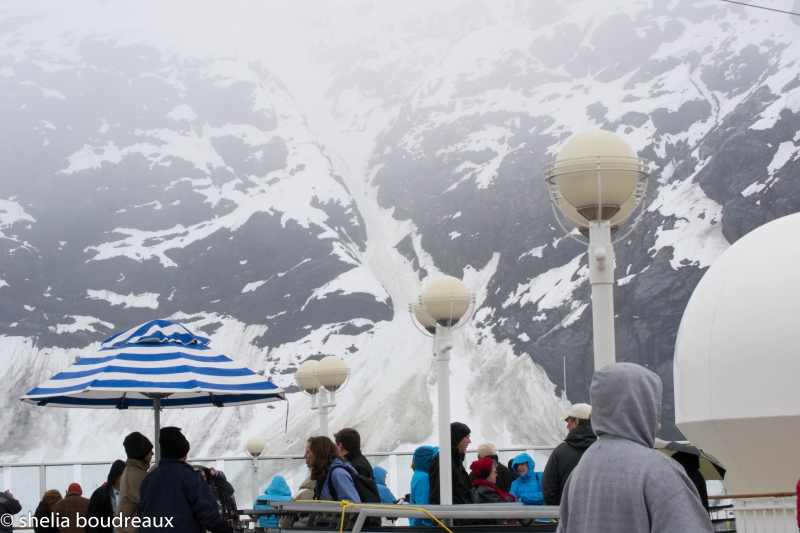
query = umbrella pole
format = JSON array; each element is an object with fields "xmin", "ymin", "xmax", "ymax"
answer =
[{"xmin": 154, "ymin": 397, "xmax": 161, "ymax": 466}]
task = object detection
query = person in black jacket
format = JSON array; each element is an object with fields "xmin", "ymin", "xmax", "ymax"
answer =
[
  {"xmin": 541, "ymin": 403, "xmax": 597, "ymax": 505},
  {"xmin": 33, "ymin": 490, "xmax": 62, "ymax": 533},
  {"xmin": 197, "ymin": 467, "xmax": 237, "ymax": 520},
  {"xmin": 333, "ymin": 428, "xmax": 374, "ymax": 480},
  {"xmin": 138, "ymin": 427, "xmax": 232, "ymax": 533},
  {"xmin": 469, "ymin": 458, "xmax": 515, "ymax": 503},
  {"xmin": 428, "ymin": 422, "xmax": 473, "ymax": 505},
  {"xmin": 86, "ymin": 460, "xmax": 126, "ymax": 533},
  {"xmin": 0, "ymin": 490, "xmax": 22, "ymax": 533},
  {"xmin": 670, "ymin": 452, "xmax": 709, "ymax": 512},
  {"xmin": 468, "ymin": 443, "xmax": 516, "ymax": 493},
  {"xmin": 469, "ymin": 458, "xmax": 515, "ymax": 526}
]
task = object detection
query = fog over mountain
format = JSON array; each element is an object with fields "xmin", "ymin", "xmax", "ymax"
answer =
[{"xmin": 1, "ymin": 0, "xmax": 799, "ymax": 462}]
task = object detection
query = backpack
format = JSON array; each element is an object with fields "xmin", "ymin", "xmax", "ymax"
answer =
[
  {"xmin": 325, "ymin": 464, "xmax": 381, "ymax": 504},
  {"xmin": 310, "ymin": 465, "xmax": 381, "ymax": 529}
]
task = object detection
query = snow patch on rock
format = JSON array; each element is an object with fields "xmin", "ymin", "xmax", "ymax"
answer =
[
  {"xmin": 86, "ymin": 290, "xmax": 159, "ymax": 309},
  {"xmin": 166, "ymin": 104, "xmax": 197, "ymax": 122},
  {"xmin": 767, "ymin": 141, "xmax": 800, "ymax": 177},
  {"xmin": 49, "ymin": 315, "xmax": 115, "ymax": 334},
  {"xmin": 503, "ymin": 254, "xmax": 588, "ymax": 311},
  {"xmin": 649, "ymin": 160, "xmax": 729, "ymax": 269},
  {"xmin": 0, "ymin": 198, "xmax": 36, "ymax": 239},
  {"xmin": 303, "ymin": 266, "xmax": 390, "ymax": 309}
]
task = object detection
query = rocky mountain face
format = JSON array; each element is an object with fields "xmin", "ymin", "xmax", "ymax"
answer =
[
  {"xmin": 368, "ymin": 0, "xmax": 800, "ymax": 437},
  {"xmin": 0, "ymin": 0, "xmax": 798, "ymax": 460}
]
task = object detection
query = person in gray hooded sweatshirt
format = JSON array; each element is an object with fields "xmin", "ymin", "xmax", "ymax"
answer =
[{"xmin": 557, "ymin": 363, "xmax": 712, "ymax": 533}]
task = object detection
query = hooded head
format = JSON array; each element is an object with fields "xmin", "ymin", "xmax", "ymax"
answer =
[
  {"xmin": 591, "ymin": 362, "xmax": 662, "ymax": 448},
  {"xmin": 450, "ymin": 422, "xmax": 471, "ymax": 453},
  {"xmin": 373, "ymin": 466, "xmax": 388, "ymax": 486},
  {"xmin": 412, "ymin": 446, "xmax": 438, "ymax": 473},
  {"xmin": 510, "ymin": 453, "xmax": 535, "ymax": 480},
  {"xmin": 160, "ymin": 426, "xmax": 191, "ymax": 459},
  {"xmin": 107, "ymin": 459, "xmax": 126, "ymax": 485},
  {"xmin": 262, "ymin": 475, "xmax": 292, "ymax": 499}
]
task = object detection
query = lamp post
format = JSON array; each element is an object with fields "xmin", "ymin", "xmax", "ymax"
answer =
[
  {"xmin": 409, "ymin": 276, "xmax": 475, "ymax": 507},
  {"xmin": 295, "ymin": 356, "xmax": 350, "ymax": 437},
  {"xmin": 245, "ymin": 435, "xmax": 266, "ymax": 503},
  {"xmin": 545, "ymin": 130, "xmax": 650, "ymax": 370}
]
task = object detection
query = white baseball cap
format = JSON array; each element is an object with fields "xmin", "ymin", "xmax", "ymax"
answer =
[{"xmin": 562, "ymin": 403, "xmax": 592, "ymax": 421}]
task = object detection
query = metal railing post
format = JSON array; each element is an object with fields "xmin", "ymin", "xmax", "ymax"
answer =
[
  {"xmin": 283, "ymin": 457, "xmax": 293, "ymax": 491},
  {"xmin": 251, "ymin": 456, "xmax": 259, "ymax": 504},
  {"xmin": 39, "ymin": 464, "xmax": 46, "ymax": 497},
  {"xmin": 389, "ymin": 454, "xmax": 398, "ymax": 498}
]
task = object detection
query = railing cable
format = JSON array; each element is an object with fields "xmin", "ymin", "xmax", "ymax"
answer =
[
  {"xmin": 296, "ymin": 500, "xmax": 453, "ymax": 533},
  {"xmin": 718, "ymin": 0, "xmax": 800, "ymax": 17}
]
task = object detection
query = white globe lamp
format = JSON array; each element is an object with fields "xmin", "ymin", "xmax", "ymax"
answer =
[
  {"xmin": 412, "ymin": 299, "xmax": 438, "ymax": 333},
  {"xmin": 294, "ymin": 357, "xmax": 350, "ymax": 438},
  {"xmin": 314, "ymin": 355, "xmax": 350, "ymax": 392},
  {"xmin": 552, "ymin": 130, "xmax": 641, "ymax": 221},
  {"xmin": 675, "ymin": 213, "xmax": 800, "ymax": 495},
  {"xmin": 545, "ymin": 130, "xmax": 649, "ymax": 371},
  {"xmin": 295, "ymin": 360, "xmax": 320, "ymax": 395},
  {"xmin": 416, "ymin": 275, "xmax": 472, "ymax": 327},
  {"xmin": 245, "ymin": 435, "xmax": 265, "ymax": 457}
]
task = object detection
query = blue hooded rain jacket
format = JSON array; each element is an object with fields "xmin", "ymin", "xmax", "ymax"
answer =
[
  {"xmin": 372, "ymin": 467, "xmax": 397, "ymax": 503},
  {"xmin": 409, "ymin": 446, "xmax": 438, "ymax": 526},
  {"xmin": 510, "ymin": 453, "xmax": 545, "ymax": 506},
  {"xmin": 254, "ymin": 476, "xmax": 292, "ymax": 527}
]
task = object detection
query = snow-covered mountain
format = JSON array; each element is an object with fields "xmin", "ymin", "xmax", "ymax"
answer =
[{"xmin": 1, "ymin": 0, "xmax": 798, "ymax": 462}]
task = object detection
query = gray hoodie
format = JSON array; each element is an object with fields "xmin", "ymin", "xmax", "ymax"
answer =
[{"xmin": 557, "ymin": 363, "xmax": 712, "ymax": 533}]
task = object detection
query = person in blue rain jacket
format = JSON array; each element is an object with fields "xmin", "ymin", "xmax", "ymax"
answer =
[
  {"xmin": 371, "ymin": 467, "xmax": 396, "ymax": 504},
  {"xmin": 254, "ymin": 476, "xmax": 292, "ymax": 527},
  {"xmin": 510, "ymin": 453, "xmax": 545, "ymax": 506},
  {"xmin": 409, "ymin": 446, "xmax": 438, "ymax": 526}
]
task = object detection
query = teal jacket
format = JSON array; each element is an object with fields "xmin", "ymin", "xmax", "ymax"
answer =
[
  {"xmin": 372, "ymin": 467, "xmax": 397, "ymax": 503},
  {"xmin": 510, "ymin": 453, "xmax": 545, "ymax": 505},
  {"xmin": 409, "ymin": 446, "xmax": 437, "ymax": 526},
  {"xmin": 254, "ymin": 476, "xmax": 292, "ymax": 527}
]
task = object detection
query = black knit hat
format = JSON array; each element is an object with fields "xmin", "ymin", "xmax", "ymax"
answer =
[
  {"xmin": 160, "ymin": 426, "xmax": 190, "ymax": 459},
  {"xmin": 123, "ymin": 432, "xmax": 153, "ymax": 460},
  {"xmin": 451, "ymin": 422, "xmax": 471, "ymax": 448},
  {"xmin": 107, "ymin": 459, "xmax": 126, "ymax": 484}
]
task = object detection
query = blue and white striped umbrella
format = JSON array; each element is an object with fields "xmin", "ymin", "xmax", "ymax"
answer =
[
  {"xmin": 22, "ymin": 319, "xmax": 284, "ymax": 408},
  {"xmin": 21, "ymin": 320, "xmax": 284, "ymax": 461}
]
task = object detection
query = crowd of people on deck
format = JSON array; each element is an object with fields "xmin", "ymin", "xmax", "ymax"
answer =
[{"xmin": 0, "ymin": 363, "xmax": 719, "ymax": 532}]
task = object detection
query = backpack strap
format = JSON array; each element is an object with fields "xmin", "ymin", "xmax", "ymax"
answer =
[{"xmin": 324, "ymin": 464, "xmax": 346, "ymax": 501}]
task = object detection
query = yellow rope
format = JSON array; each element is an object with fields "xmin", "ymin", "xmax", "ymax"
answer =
[{"xmin": 295, "ymin": 500, "xmax": 453, "ymax": 533}]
